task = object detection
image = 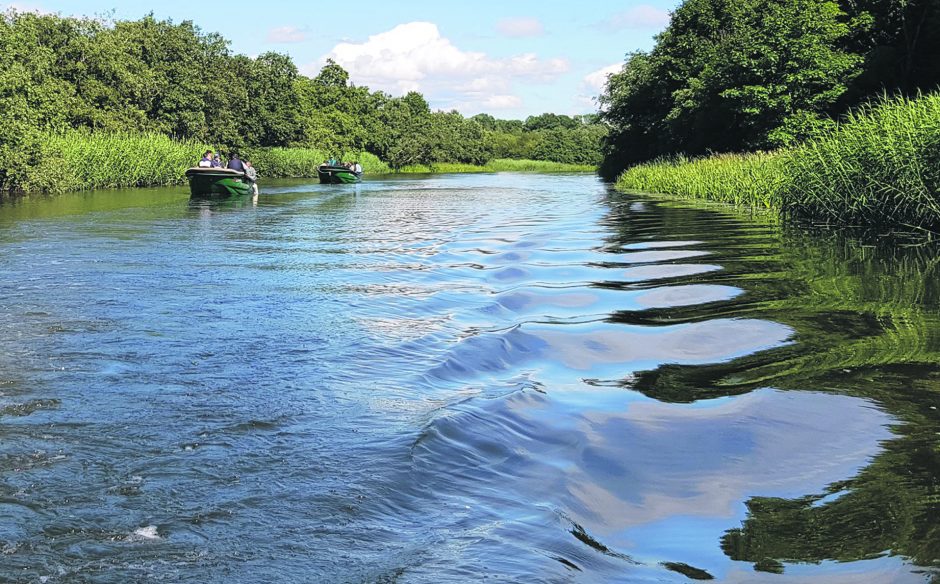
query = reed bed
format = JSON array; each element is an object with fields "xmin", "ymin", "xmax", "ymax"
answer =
[
  {"xmin": 239, "ymin": 146, "xmax": 327, "ymax": 178},
  {"xmin": 784, "ymin": 93, "xmax": 940, "ymax": 227},
  {"xmin": 617, "ymin": 152, "xmax": 786, "ymax": 209},
  {"xmin": 13, "ymin": 133, "xmax": 592, "ymax": 194},
  {"xmin": 616, "ymin": 93, "xmax": 940, "ymax": 229},
  {"xmin": 32, "ymin": 131, "xmax": 208, "ymax": 192},
  {"xmin": 15, "ymin": 133, "xmax": 393, "ymax": 192}
]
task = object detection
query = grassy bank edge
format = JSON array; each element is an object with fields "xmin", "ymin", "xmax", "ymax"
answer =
[
  {"xmin": 614, "ymin": 93, "xmax": 940, "ymax": 230},
  {"xmin": 397, "ymin": 159, "xmax": 596, "ymax": 174},
  {"xmin": 7, "ymin": 130, "xmax": 595, "ymax": 195}
]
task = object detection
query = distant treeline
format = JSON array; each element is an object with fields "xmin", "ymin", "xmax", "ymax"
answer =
[
  {"xmin": 0, "ymin": 11, "xmax": 605, "ymax": 192},
  {"xmin": 599, "ymin": 0, "xmax": 940, "ymax": 177}
]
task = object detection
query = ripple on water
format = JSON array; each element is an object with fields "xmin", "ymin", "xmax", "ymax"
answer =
[
  {"xmin": 0, "ymin": 174, "xmax": 930, "ymax": 583},
  {"xmin": 429, "ymin": 318, "xmax": 792, "ymax": 385},
  {"xmin": 401, "ymin": 387, "xmax": 896, "ymax": 581},
  {"xmin": 620, "ymin": 263, "xmax": 723, "ymax": 282}
]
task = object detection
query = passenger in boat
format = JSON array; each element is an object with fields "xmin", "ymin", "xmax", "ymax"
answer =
[
  {"xmin": 352, "ymin": 161, "xmax": 362, "ymax": 173},
  {"xmin": 227, "ymin": 153, "xmax": 246, "ymax": 173},
  {"xmin": 198, "ymin": 150, "xmax": 213, "ymax": 168},
  {"xmin": 244, "ymin": 161, "xmax": 259, "ymax": 195},
  {"xmin": 211, "ymin": 154, "xmax": 222, "ymax": 168}
]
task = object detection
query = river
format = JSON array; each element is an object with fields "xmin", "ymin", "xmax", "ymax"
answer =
[{"xmin": 0, "ymin": 173, "xmax": 937, "ymax": 583}]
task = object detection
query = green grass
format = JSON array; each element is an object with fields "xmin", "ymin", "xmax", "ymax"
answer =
[
  {"xmin": 784, "ymin": 93, "xmax": 940, "ymax": 227},
  {"xmin": 616, "ymin": 152, "xmax": 786, "ymax": 209},
  {"xmin": 15, "ymin": 133, "xmax": 392, "ymax": 193},
  {"xmin": 10, "ymin": 133, "xmax": 591, "ymax": 194},
  {"xmin": 616, "ymin": 93, "xmax": 940, "ymax": 229},
  {"xmin": 28, "ymin": 131, "xmax": 209, "ymax": 192},
  {"xmin": 398, "ymin": 158, "xmax": 596, "ymax": 173}
]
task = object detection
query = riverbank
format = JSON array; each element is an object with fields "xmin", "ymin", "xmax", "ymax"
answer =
[
  {"xmin": 2, "ymin": 130, "xmax": 595, "ymax": 195},
  {"xmin": 616, "ymin": 93, "xmax": 940, "ymax": 230},
  {"xmin": 398, "ymin": 159, "xmax": 596, "ymax": 173}
]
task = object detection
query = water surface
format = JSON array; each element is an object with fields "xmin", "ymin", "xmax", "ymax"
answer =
[{"xmin": 0, "ymin": 174, "xmax": 938, "ymax": 583}]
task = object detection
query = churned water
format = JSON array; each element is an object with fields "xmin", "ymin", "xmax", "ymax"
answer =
[{"xmin": 0, "ymin": 174, "xmax": 937, "ymax": 583}]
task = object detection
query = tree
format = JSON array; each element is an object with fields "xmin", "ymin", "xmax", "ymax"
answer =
[
  {"xmin": 314, "ymin": 58, "xmax": 349, "ymax": 88},
  {"xmin": 0, "ymin": 10, "xmax": 603, "ymax": 191},
  {"xmin": 599, "ymin": 0, "xmax": 940, "ymax": 178},
  {"xmin": 524, "ymin": 113, "xmax": 581, "ymax": 131},
  {"xmin": 372, "ymin": 95, "xmax": 432, "ymax": 169},
  {"xmin": 599, "ymin": 0, "xmax": 865, "ymax": 173}
]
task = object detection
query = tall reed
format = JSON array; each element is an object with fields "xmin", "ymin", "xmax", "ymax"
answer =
[
  {"xmin": 617, "ymin": 152, "xmax": 786, "ymax": 209},
  {"xmin": 12, "ymin": 131, "xmax": 593, "ymax": 194},
  {"xmin": 616, "ymin": 93, "xmax": 940, "ymax": 229},
  {"xmin": 30, "ymin": 131, "xmax": 208, "ymax": 192},
  {"xmin": 784, "ymin": 93, "xmax": 940, "ymax": 227},
  {"xmin": 15, "ymin": 134, "xmax": 394, "ymax": 192}
]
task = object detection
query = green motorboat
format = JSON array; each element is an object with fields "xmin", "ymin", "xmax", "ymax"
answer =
[
  {"xmin": 186, "ymin": 167, "xmax": 256, "ymax": 197},
  {"xmin": 317, "ymin": 164, "xmax": 362, "ymax": 184}
]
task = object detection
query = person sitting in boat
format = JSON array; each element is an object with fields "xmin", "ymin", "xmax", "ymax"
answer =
[
  {"xmin": 211, "ymin": 154, "xmax": 222, "ymax": 168},
  {"xmin": 328, "ymin": 157, "xmax": 337, "ymax": 166},
  {"xmin": 244, "ymin": 161, "xmax": 259, "ymax": 195},
  {"xmin": 227, "ymin": 153, "xmax": 246, "ymax": 173},
  {"xmin": 198, "ymin": 150, "xmax": 214, "ymax": 168},
  {"xmin": 352, "ymin": 161, "xmax": 362, "ymax": 173}
]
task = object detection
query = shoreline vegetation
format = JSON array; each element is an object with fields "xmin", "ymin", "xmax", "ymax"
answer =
[
  {"xmin": 615, "ymin": 94, "xmax": 940, "ymax": 230},
  {"xmin": 599, "ymin": 0, "xmax": 940, "ymax": 230},
  {"xmin": 0, "ymin": 11, "xmax": 603, "ymax": 196},
  {"xmin": 11, "ymin": 130, "xmax": 595, "ymax": 195}
]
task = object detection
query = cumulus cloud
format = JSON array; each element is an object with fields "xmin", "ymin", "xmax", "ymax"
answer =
[
  {"xmin": 266, "ymin": 26, "xmax": 306, "ymax": 43},
  {"xmin": 312, "ymin": 21, "xmax": 569, "ymax": 113},
  {"xmin": 496, "ymin": 17, "xmax": 545, "ymax": 38},
  {"xmin": 573, "ymin": 63, "xmax": 623, "ymax": 112},
  {"xmin": 583, "ymin": 63, "xmax": 622, "ymax": 92},
  {"xmin": 482, "ymin": 95, "xmax": 524, "ymax": 109},
  {"xmin": 602, "ymin": 5, "xmax": 671, "ymax": 31}
]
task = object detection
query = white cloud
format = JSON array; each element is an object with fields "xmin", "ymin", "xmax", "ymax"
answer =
[
  {"xmin": 312, "ymin": 22, "xmax": 568, "ymax": 113},
  {"xmin": 583, "ymin": 63, "xmax": 622, "ymax": 92},
  {"xmin": 573, "ymin": 62, "xmax": 622, "ymax": 112},
  {"xmin": 496, "ymin": 17, "xmax": 544, "ymax": 38},
  {"xmin": 266, "ymin": 26, "xmax": 306, "ymax": 43},
  {"xmin": 482, "ymin": 95, "xmax": 523, "ymax": 109},
  {"xmin": 603, "ymin": 5, "xmax": 671, "ymax": 30}
]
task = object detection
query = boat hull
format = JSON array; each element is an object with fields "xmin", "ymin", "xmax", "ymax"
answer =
[
  {"xmin": 317, "ymin": 165, "xmax": 362, "ymax": 184},
  {"xmin": 186, "ymin": 168, "xmax": 254, "ymax": 197}
]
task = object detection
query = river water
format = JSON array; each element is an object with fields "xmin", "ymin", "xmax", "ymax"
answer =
[{"xmin": 0, "ymin": 174, "xmax": 938, "ymax": 583}]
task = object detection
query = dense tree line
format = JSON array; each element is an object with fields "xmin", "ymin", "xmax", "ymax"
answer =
[
  {"xmin": 0, "ymin": 10, "xmax": 604, "ymax": 189},
  {"xmin": 598, "ymin": 0, "xmax": 940, "ymax": 177}
]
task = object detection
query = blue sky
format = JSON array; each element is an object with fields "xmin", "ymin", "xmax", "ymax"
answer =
[{"xmin": 3, "ymin": 0, "xmax": 676, "ymax": 119}]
